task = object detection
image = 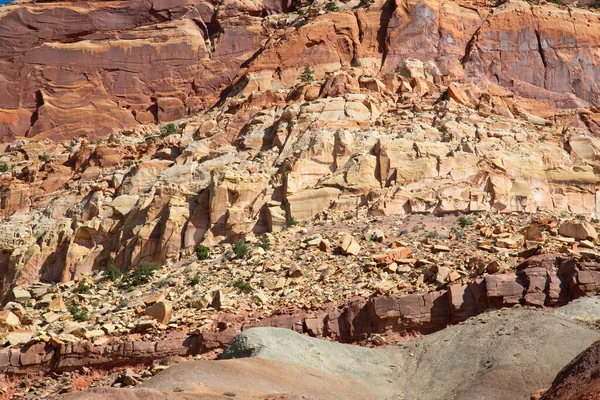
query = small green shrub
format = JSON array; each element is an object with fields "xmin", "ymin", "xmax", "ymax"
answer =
[
  {"xmin": 195, "ymin": 244, "xmax": 209, "ymax": 260},
  {"xmin": 576, "ymin": 214, "xmax": 586, "ymax": 221},
  {"xmin": 344, "ymin": 213, "xmax": 353, "ymax": 220},
  {"xmin": 589, "ymin": 0, "xmax": 600, "ymax": 8},
  {"xmin": 458, "ymin": 217, "xmax": 473, "ymax": 228},
  {"xmin": 287, "ymin": 217, "xmax": 298, "ymax": 227},
  {"xmin": 74, "ymin": 282, "xmax": 90, "ymax": 294},
  {"xmin": 106, "ymin": 265, "xmax": 122, "ymax": 281},
  {"xmin": 450, "ymin": 226, "xmax": 466, "ymax": 240},
  {"xmin": 156, "ymin": 279, "xmax": 170, "ymax": 288},
  {"xmin": 299, "ymin": 65, "xmax": 314, "ymax": 83},
  {"xmin": 69, "ymin": 306, "xmax": 89, "ymax": 322},
  {"xmin": 324, "ymin": 0, "xmax": 339, "ymax": 11},
  {"xmin": 38, "ymin": 154, "xmax": 50, "ymax": 162},
  {"xmin": 161, "ymin": 123, "xmax": 177, "ymax": 136},
  {"xmin": 233, "ymin": 241, "xmax": 249, "ymax": 259},
  {"xmin": 258, "ymin": 236, "xmax": 271, "ymax": 250},
  {"xmin": 592, "ymin": 218, "xmax": 600, "ymax": 224},
  {"xmin": 0, "ymin": 163, "xmax": 8, "ymax": 173},
  {"xmin": 189, "ymin": 275, "xmax": 201, "ymax": 286},
  {"xmin": 233, "ymin": 278, "xmax": 254, "ymax": 293},
  {"xmin": 427, "ymin": 230, "xmax": 440, "ymax": 239},
  {"xmin": 128, "ymin": 263, "xmax": 160, "ymax": 286}
]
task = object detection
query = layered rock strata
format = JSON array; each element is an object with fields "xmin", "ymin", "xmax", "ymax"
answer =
[{"xmin": 1, "ymin": 252, "xmax": 599, "ymax": 375}]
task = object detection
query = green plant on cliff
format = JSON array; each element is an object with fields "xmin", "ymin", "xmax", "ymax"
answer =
[
  {"xmin": 233, "ymin": 241, "xmax": 249, "ymax": 259},
  {"xmin": 257, "ymin": 235, "xmax": 271, "ymax": 250},
  {"xmin": 299, "ymin": 65, "xmax": 314, "ymax": 83},
  {"xmin": 324, "ymin": 0, "xmax": 339, "ymax": 12},
  {"xmin": 458, "ymin": 217, "xmax": 473, "ymax": 228},
  {"xmin": 195, "ymin": 244, "xmax": 210, "ymax": 260},
  {"xmin": 161, "ymin": 123, "xmax": 177, "ymax": 136},
  {"xmin": 74, "ymin": 282, "xmax": 90, "ymax": 294},
  {"xmin": 287, "ymin": 216, "xmax": 298, "ymax": 227},
  {"xmin": 127, "ymin": 263, "xmax": 160, "ymax": 286},
  {"xmin": 233, "ymin": 278, "xmax": 254, "ymax": 293},
  {"xmin": 68, "ymin": 305, "xmax": 89, "ymax": 322},
  {"xmin": 0, "ymin": 163, "xmax": 8, "ymax": 173},
  {"xmin": 106, "ymin": 265, "xmax": 122, "ymax": 281},
  {"xmin": 38, "ymin": 154, "xmax": 50, "ymax": 163}
]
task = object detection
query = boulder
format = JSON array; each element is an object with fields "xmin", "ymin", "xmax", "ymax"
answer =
[
  {"xmin": 145, "ymin": 301, "xmax": 172, "ymax": 325},
  {"xmin": 341, "ymin": 235, "xmax": 361, "ymax": 256},
  {"xmin": 0, "ymin": 310, "xmax": 19, "ymax": 329},
  {"xmin": 559, "ymin": 221, "xmax": 598, "ymax": 242}
]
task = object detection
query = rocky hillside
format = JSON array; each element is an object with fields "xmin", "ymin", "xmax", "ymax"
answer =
[
  {"xmin": 2, "ymin": 0, "xmax": 600, "ymax": 294},
  {"xmin": 3, "ymin": 0, "xmax": 600, "ymax": 398}
]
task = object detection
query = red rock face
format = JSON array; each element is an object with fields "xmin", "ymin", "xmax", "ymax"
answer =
[
  {"xmin": 0, "ymin": 0, "xmax": 270, "ymax": 141},
  {"xmin": 2, "ymin": 0, "xmax": 600, "ymax": 140}
]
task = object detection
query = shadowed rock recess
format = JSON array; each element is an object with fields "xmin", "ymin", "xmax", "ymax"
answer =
[{"xmin": 5, "ymin": 0, "xmax": 600, "ymax": 398}]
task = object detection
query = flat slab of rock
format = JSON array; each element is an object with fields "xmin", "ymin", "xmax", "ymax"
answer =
[{"xmin": 559, "ymin": 221, "xmax": 598, "ymax": 241}]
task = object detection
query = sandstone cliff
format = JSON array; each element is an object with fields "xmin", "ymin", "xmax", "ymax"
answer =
[{"xmin": 2, "ymin": 0, "xmax": 600, "ymax": 141}]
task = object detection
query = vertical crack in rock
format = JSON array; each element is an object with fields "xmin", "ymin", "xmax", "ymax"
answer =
[
  {"xmin": 25, "ymin": 90, "xmax": 43, "ymax": 138},
  {"xmin": 378, "ymin": 0, "xmax": 397, "ymax": 71},
  {"xmin": 461, "ymin": 26, "xmax": 482, "ymax": 67},
  {"xmin": 534, "ymin": 28, "xmax": 548, "ymax": 90}
]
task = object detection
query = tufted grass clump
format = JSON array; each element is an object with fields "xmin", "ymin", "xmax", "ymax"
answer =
[
  {"xmin": 69, "ymin": 305, "xmax": 89, "ymax": 322},
  {"xmin": 127, "ymin": 263, "xmax": 160, "ymax": 286}
]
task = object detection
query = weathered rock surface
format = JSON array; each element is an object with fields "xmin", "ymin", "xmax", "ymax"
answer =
[{"xmin": 541, "ymin": 340, "xmax": 600, "ymax": 400}]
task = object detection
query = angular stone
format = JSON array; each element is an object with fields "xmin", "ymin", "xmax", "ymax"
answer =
[
  {"xmin": 84, "ymin": 330, "xmax": 105, "ymax": 340},
  {"xmin": 252, "ymin": 291, "xmax": 268, "ymax": 305},
  {"xmin": 432, "ymin": 245, "xmax": 451, "ymax": 253},
  {"xmin": 48, "ymin": 296, "xmax": 67, "ymax": 312},
  {"xmin": 140, "ymin": 292, "xmax": 166, "ymax": 306},
  {"xmin": 372, "ymin": 247, "xmax": 412, "ymax": 265},
  {"xmin": 6, "ymin": 330, "xmax": 33, "ymax": 346},
  {"xmin": 496, "ymin": 235, "xmax": 525, "ymax": 249},
  {"xmin": 288, "ymin": 264, "xmax": 304, "ymax": 278},
  {"xmin": 319, "ymin": 239, "xmax": 332, "ymax": 252},
  {"xmin": 447, "ymin": 83, "xmax": 470, "ymax": 106},
  {"xmin": 341, "ymin": 234, "xmax": 361, "ymax": 256},
  {"xmin": 145, "ymin": 301, "xmax": 172, "ymax": 325},
  {"xmin": 0, "ymin": 310, "xmax": 19, "ymax": 328},
  {"xmin": 11, "ymin": 288, "xmax": 31, "ymax": 303},
  {"xmin": 559, "ymin": 221, "xmax": 598, "ymax": 242}
]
